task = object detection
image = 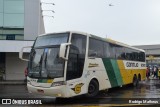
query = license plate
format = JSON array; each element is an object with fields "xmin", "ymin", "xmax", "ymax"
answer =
[{"xmin": 37, "ymin": 89, "xmax": 44, "ymax": 93}]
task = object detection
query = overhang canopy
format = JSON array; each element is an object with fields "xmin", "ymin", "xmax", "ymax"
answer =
[{"xmin": 0, "ymin": 40, "xmax": 34, "ymax": 52}]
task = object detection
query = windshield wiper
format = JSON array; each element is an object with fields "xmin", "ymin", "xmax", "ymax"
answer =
[
  {"xmin": 30, "ymin": 49, "xmax": 36, "ymax": 57},
  {"xmin": 44, "ymin": 54, "xmax": 47, "ymax": 68},
  {"xmin": 31, "ymin": 54, "xmax": 43, "ymax": 73}
]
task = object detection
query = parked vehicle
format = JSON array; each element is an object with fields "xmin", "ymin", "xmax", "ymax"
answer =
[{"xmin": 19, "ymin": 31, "xmax": 146, "ymax": 98}]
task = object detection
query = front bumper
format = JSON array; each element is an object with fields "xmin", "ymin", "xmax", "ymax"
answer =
[{"xmin": 27, "ymin": 84, "xmax": 68, "ymax": 98}]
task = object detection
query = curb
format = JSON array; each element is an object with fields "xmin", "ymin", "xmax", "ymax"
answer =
[{"xmin": 0, "ymin": 81, "xmax": 26, "ymax": 85}]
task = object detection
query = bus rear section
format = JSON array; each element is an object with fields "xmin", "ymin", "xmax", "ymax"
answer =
[{"xmin": 86, "ymin": 36, "xmax": 146, "ymax": 90}]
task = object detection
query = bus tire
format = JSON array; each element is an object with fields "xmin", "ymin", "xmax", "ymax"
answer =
[
  {"xmin": 86, "ymin": 79, "xmax": 99, "ymax": 97},
  {"xmin": 133, "ymin": 75, "xmax": 138, "ymax": 87}
]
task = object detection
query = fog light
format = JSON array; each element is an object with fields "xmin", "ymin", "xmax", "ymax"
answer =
[{"xmin": 37, "ymin": 89, "xmax": 44, "ymax": 93}]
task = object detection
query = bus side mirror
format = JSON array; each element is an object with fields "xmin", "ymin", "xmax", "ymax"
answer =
[
  {"xmin": 59, "ymin": 43, "xmax": 71, "ymax": 60},
  {"xmin": 19, "ymin": 46, "xmax": 32, "ymax": 61}
]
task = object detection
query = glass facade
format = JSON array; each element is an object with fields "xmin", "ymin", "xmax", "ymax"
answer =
[{"xmin": 0, "ymin": 0, "xmax": 24, "ymax": 40}]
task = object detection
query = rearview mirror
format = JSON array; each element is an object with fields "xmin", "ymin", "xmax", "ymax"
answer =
[
  {"xmin": 59, "ymin": 43, "xmax": 71, "ymax": 60},
  {"xmin": 19, "ymin": 46, "xmax": 32, "ymax": 61}
]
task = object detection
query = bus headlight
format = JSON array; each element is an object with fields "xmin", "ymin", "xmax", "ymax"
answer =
[{"xmin": 51, "ymin": 81, "xmax": 65, "ymax": 87}]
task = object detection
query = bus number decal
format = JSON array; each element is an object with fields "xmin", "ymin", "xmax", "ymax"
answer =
[{"xmin": 71, "ymin": 83, "xmax": 84, "ymax": 94}]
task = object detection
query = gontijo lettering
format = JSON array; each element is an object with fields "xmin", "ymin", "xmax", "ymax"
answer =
[{"xmin": 126, "ymin": 62, "xmax": 138, "ymax": 67}]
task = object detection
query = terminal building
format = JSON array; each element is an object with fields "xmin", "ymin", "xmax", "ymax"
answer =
[
  {"xmin": 0, "ymin": 0, "xmax": 45, "ymax": 80},
  {"xmin": 134, "ymin": 44, "xmax": 160, "ymax": 67}
]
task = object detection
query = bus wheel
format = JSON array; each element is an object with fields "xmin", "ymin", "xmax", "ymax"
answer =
[
  {"xmin": 133, "ymin": 75, "xmax": 138, "ymax": 87},
  {"xmin": 86, "ymin": 79, "xmax": 99, "ymax": 97}
]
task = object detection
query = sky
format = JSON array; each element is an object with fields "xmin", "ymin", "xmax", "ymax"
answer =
[{"xmin": 41, "ymin": 0, "xmax": 160, "ymax": 46}]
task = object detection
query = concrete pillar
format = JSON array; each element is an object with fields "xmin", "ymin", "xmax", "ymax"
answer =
[{"xmin": 24, "ymin": 0, "xmax": 45, "ymax": 40}]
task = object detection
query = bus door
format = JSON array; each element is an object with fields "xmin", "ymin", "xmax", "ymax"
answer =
[{"xmin": 66, "ymin": 34, "xmax": 87, "ymax": 96}]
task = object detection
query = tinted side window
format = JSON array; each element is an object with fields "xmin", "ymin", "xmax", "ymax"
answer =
[
  {"xmin": 66, "ymin": 34, "xmax": 86, "ymax": 80},
  {"xmin": 115, "ymin": 45, "xmax": 123, "ymax": 59},
  {"xmin": 103, "ymin": 42, "xmax": 109, "ymax": 58},
  {"xmin": 108, "ymin": 43, "xmax": 116, "ymax": 58},
  {"xmin": 88, "ymin": 38, "xmax": 104, "ymax": 57},
  {"xmin": 71, "ymin": 34, "xmax": 86, "ymax": 54},
  {"xmin": 123, "ymin": 48, "xmax": 145, "ymax": 62},
  {"xmin": 125, "ymin": 48, "xmax": 134, "ymax": 60},
  {"xmin": 139, "ymin": 52, "xmax": 145, "ymax": 62}
]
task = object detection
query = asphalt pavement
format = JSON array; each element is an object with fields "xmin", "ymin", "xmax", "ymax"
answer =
[{"xmin": 0, "ymin": 79, "xmax": 160, "ymax": 106}]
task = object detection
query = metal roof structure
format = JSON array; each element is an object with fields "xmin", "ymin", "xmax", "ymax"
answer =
[{"xmin": 134, "ymin": 44, "xmax": 160, "ymax": 56}]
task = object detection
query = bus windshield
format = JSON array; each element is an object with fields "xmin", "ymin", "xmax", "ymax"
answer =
[
  {"xmin": 28, "ymin": 33, "xmax": 69, "ymax": 78},
  {"xmin": 34, "ymin": 33, "xmax": 69, "ymax": 47}
]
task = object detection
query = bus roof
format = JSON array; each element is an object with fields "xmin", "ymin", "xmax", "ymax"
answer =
[
  {"xmin": 38, "ymin": 31, "xmax": 145, "ymax": 52},
  {"xmin": 90, "ymin": 34, "xmax": 145, "ymax": 52},
  {"xmin": 106, "ymin": 38, "xmax": 145, "ymax": 52}
]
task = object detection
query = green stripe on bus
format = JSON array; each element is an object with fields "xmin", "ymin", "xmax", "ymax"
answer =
[
  {"xmin": 110, "ymin": 60, "xmax": 123, "ymax": 86},
  {"xmin": 37, "ymin": 79, "xmax": 48, "ymax": 83},
  {"xmin": 102, "ymin": 58, "xmax": 118, "ymax": 87}
]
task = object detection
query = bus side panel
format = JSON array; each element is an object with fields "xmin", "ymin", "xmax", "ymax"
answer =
[
  {"xmin": 117, "ymin": 60, "xmax": 146, "ymax": 85},
  {"xmin": 85, "ymin": 58, "xmax": 111, "ymax": 91},
  {"xmin": 132, "ymin": 69, "xmax": 146, "ymax": 81},
  {"xmin": 127, "ymin": 69, "xmax": 133, "ymax": 84},
  {"xmin": 110, "ymin": 59, "xmax": 123, "ymax": 86},
  {"xmin": 117, "ymin": 60, "xmax": 132, "ymax": 85},
  {"xmin": 102, "ymin": 58, "xmax": 118, "ymax": 88}
]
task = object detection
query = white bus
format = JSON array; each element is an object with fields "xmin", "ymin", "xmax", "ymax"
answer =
[{"xmin": 19, "ymin": 31, "xmax": 146, "ymax": 98}]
